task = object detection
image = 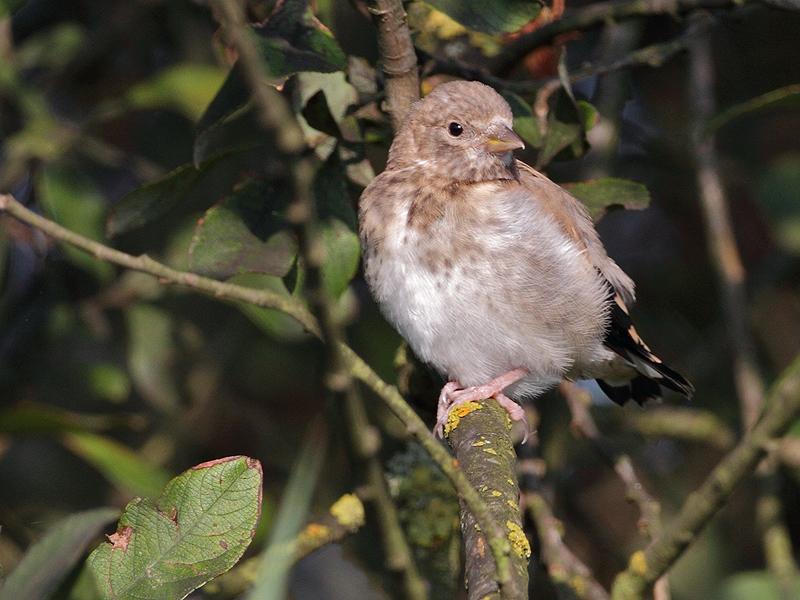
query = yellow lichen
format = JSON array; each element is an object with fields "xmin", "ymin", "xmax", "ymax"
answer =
[
  {"xmin": 330, "ymin": 493, "xmax": 365, "ymax": 530},
  {"xmin": 298, "ymin": 522, "xmax": 331, "ymax": 547},
  {"xmin": 629, "ymin": 550, "xmax": 648, "ymax": 575},
  {"xmin": 570, "ymin": 575, "xmax": 587, "ymax": 596},
  {"xmin": 506, "ymin": 478, "xmax": 514, "ymax": 485},
  {"xmin": 507, "ymin": 499, "xmax": 518, "ymax": 510},
  {"xmin": 490, "ymin": 490, "xmax": 502, "ymax": 497},
  {"xmin": 444, "ymin": 401, "xmax": 482, "ymax": 436},
  {"xmin": 506, "ymin": 520, "xmax": 531, "ymax": 559},
  {"xmin": 472, "ymin": 438, "xmax": 489, "ymax": 447},
  {"xmin": 482, "ymin": 447, "xmax": 498, "ymax": 455}
]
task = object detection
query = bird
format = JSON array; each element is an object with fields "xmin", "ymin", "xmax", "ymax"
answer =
[{"xmin": 358, "ymin": 80, "xmax": 693, "ymax": 438}]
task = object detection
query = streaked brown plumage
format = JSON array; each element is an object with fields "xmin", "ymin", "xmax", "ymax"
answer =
[{"xmin": 359, "ymin": 80, "xmax": 693, "ymax": 437}]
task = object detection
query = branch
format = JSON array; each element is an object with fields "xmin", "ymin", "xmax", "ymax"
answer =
[
  {"xmin": 689, "ymin": 32, "xmax": 764, "ymax": 431},
  {"xmin": 611, "ymin": 354, "xmax": 800, "ymax": 600},
  {"xmin": 526, "ymin": 492, "xmax": 610, "ymax": 600},
  {"xmin": 519, "ymin": 403, "xmax": 609, "ymax": 600},
  {"xmin": 366, "ymin": 0, "xmax": 420, "ymax": 129},
  {"xmin": 489, "ymin": 0, "xmax": 769, "ymax": 74},
  {"xmin": 560, "ymin": 383, "xmax": 662, "ymax": 541},
  {"xmin": 619, "ymin": 407, "xmax": 735, "ymax": 450},
  {"xmin": 424, "ymin": 15, "xmax": 712, "ymax": 95},
  {"xmin": 445, "ymin": 399, "xmax": 530, "ymax": 600},
  {"xmin": 204, "ymin": 493, "xmax": 367, "ymax": 596}
]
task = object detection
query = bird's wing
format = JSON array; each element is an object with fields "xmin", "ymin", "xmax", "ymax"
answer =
[{"xmin": 516, "ymin": 160, "xmax": 636, "ymax": 305}]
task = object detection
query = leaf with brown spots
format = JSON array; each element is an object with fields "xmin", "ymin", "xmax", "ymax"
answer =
[{"xmin": 87, "ymin": 456, "xmax": 262, "ymax": 600}]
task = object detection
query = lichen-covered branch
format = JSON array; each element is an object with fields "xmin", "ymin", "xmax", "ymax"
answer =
[
  {"xmin": 366, "ymin": 0, "xmax": 420, "ymax": 129},
  {"xmin": 611, "ymin": 354, "xmax": 800, "ymax": 600},
  {"xmin": 445, "ymin": 399, "xmax": 530, "ymax": 600}
]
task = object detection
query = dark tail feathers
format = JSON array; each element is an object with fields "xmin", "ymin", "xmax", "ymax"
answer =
[{"xmin": 599, "ymin": 291, "xmax": 694, "ymax": 406}]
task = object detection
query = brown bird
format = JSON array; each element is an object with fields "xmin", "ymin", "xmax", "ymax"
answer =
[{"xmin": 359, "ymin": 81, "xmax": 693, "ymax": 437}]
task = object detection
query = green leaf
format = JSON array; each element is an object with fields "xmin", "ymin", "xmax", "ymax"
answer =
[
  {"xmin": 313, "ymin": 154, "xmax": 361, "ymax": 297},
  {"xmin": 502, "ymin": 91, "xmax": 542, "ymax": 148},
  {"xmin": 188, "ymin": 179, "xmax": 297, "ymax": 280},
  {"xmin": 246, "ymin": 424, "xmax": 326, "ymax": 600},
  {"xmin": 536, "ymin": 94, "xmax": 598, "ymax": 168},
  {"xmin": 88, "ymin": 456, "xmax": 262, "ymax": 600},
  {"xmin": 123, "ymin": 64, "xmax": 227, "ymax": 121},
  {"xmin": 0, "ymin": 0, "xmax": 26, "ymax": 17},
  {"xmin": 707, "ymin": 83, "xmax": 800, "ymax": 134},
  {"xmin": 424, "ymin": 0, "xmax": 540, "ymax": 34},
  {"xmin": 37, "ymin": 166, "xmax": 114, "ymax": 281},
  {"xmin": 713, "ymin": 571, "xmax": 800, "ymax": 600},
  {"xmin": 564, "ymin": 178, "xmax": 651, "ymax": 221},
  {"xmin": 756, "ymin": 155, "xmax": 800, "ymax": 254},
  {"xmin": 106, "ymin": 151, "xmax": 251, "ymax": 237},
  {"xmin": 16, "ymin": 23, "xmax": 87, "ymax": 72},
  {"xmin": 62, "ymin": 432, "xmax": 171, "ymax": 498},
  {"xmin": 0, "ymin": 403, "xmax": 136, "ymax": 434},
  {"xmin": 318, "ymin": 219, "xmax": 360, "ymax": 299},
  {"xmin": 196, "ymin": 4, "xmax": 346, "ymax": 146},
  {"xmin": 230, "ymin": 273, "xmax": 308, "ymax": 341},
  {"xmin": 0, "ymin": 508, "xmax": 118, "ymax": 600},
  {"xmin": 126, "ymin": 304, "xmax": 181, "ymax": 412}
]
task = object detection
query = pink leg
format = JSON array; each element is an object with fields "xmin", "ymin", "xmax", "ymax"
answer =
[{"xmin": 434, "ymin": 368, "xmax": 530, "ymax": 439}]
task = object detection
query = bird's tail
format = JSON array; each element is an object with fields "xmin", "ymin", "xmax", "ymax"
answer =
[{"xmin": 598, "ymin": 293, "xmax": 694, "ymax": 406}]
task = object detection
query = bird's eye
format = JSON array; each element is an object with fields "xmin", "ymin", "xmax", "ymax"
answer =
[{"xmin": 448, "ymin": 122, "xmax": 463, "ymax": 137}]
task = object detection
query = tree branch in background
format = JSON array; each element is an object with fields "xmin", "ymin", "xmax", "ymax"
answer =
[
  {"xmin": 611, "ymin": 354, "xmax": 800, "ymax": 600},
  {"xmin": 445, "ymin": 399, "xmax": 529, "ymax": 600},
  {"xmin": 489, "ymin": 0, "xmax": 775, "ymax": 75},
  {"xmin": 519, "ymin": 403, "xmax": 610, "ymax": 600},
  {"xmin": 365, "ymin": 0, "xmax": 420, "ymax": 129},
  {"xmin": 425, "ymin": 14, "xmax": 712, "ymax": 96},
  {"xmin": 560, "ymin": 382, "xmax": 671, "ymax": 600},
  {"xmin": 560, "ymin": 383, "xmax": 662, "ymax": 540},
  {"xmin": 689, "ymin": 33, "xmax": 798, "ymax": 592},
  {"xmin": 690, "ymin": 34, "xmax": 764, "ymax": 431},
  {"xmin": 527, "ymin": 492, "xmax": 611, "ymax": 600},
  {"xmin": 205, "ymin": 493, "xmax": 367, "ymax": 597}
]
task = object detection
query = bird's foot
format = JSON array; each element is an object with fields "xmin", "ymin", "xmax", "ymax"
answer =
[{"xmin": 433, "ymin": 368, "xmax": 529, "ymax": 439}]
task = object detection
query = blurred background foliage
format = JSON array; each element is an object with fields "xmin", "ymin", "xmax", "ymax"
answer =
[{"xmin": 1, "ymin": 0, "xmax": 800, "ymax": 598}]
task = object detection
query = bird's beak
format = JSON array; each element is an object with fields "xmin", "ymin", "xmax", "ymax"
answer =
[{"xmin": 484, "ymin": 125, "xmax": 525, "ymax": 154}]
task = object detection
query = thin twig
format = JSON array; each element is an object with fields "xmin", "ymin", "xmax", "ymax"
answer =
[
  {"xmin": 520, "ymin": 403, "xmax": 610, "ymax": 600},
  {"xmin": 560, "ymin": 383, "xmax": 662, "ymax": 540},
  {"xmin": 689, "ymin": 34, "xmax": 764, "ymax": 431},
  {"xmin": 204, "ymin": 493, "xmax": 367, "ymax": 597},
  {"xmin": 489, "ymin": 0, "xmax": 767, "ymax": 74},
  {"xmin": 424, "ymin": 17, "xmax": 711, "ymax": 96},
  {"xmin": 365, "ymin": 0, "xmax": 420, "ymax": 129},
  {"xmin": 611, "ymin": 354, "xmax": 800, "ymax": 600},
  {"xmin": 527, "ymin": 492, "xmax": 611, "ymax": 600},
  {"xmin": 560, "ymin": 382, "xmax": 670, "ymax": 600}
]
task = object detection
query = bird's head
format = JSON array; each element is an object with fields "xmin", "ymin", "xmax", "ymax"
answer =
[{"xmin": 388, "ymin": 80, "xmax": 524, "ymax": 182}]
